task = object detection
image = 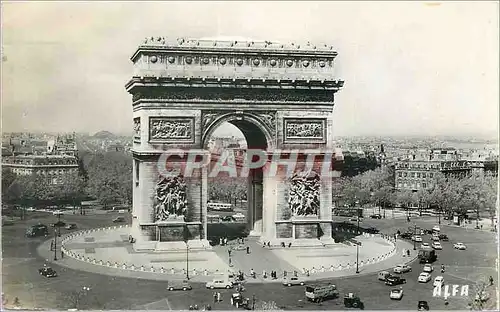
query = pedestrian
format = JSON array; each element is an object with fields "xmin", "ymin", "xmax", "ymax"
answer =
[
  {"xmin": 228, "ymin": 249, "xmax": 232, "ymax": 257},
  {"xmin": 61, "ymin": 250, "xmax": 64, "ymax": 259},
  {"xmin": 281, "ymin": 242, "xmax": 285, "ymax": 248},
  {"xmin": 213, "ymin": 292, "xmax": 217, "ymax": 303},
  {"xmin": 284, "ymin": 270, "xmax": 287, "ymax": 277},
  {"xmin": 406, "ymin": 249, "xmax": 410, "ymax": 257},
  {"xmin": 263, "ymin": 270, "xmax": 267, "ymax": 279},
  {"xmin": 481, "ymin": 224, "xmax": 483, "ymax": 230},
  {"xmin": 288, "ymin": 242, "xmax": 292, "ymax": 248},
  {"xmin": 262, "ymin": 241, "xmax": 266, "ymax": 248},
  {"xmin": 294, "ymin": 270, "xmax": 298, "ymax": 277},
  {"xmin": 246, "ymin": 246, "xmax": 250, "ymax": 254},
  {"xmin": 219, "ymin": 238, "xmax": 223, "ymax": 246},
  {"xmin": 267, "ymin": 242, "xmax": 271, "ymax": 248},
  {"xmin": 217, "ymin": 292, "xmax": 221, "ymax": 302},
  {"xmin": 489, "ymin": 275, "xmax": 494, "ymax": 286}
]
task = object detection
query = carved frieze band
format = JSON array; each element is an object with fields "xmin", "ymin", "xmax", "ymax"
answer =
[
  {"xmin": 132, "ymin": 88, "xmax": 333, "ymax": 103},
  {"xmin": 283, "ymin": 118, "xmax": 326, "ymax": 143},
  {"xmin": 133, "ymin": 117, "xmax": 141, "ymax": 142},
  {"xmin": 149, "ymin": 117, "xmax": 195, "ymax": 143}
]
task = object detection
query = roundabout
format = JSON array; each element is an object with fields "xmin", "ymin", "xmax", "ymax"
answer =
[
  {"xmin": 2, "ymin": 211, "xmax": 497, "ymax": 310},
  {"xmin": 37, "ymin": 224, "xmax": 413, "ymax": 283}
]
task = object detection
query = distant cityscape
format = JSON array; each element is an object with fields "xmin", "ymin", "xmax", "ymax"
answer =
[{"xmin": 2, "ymin": 130, "xmax": 498, "ymax": 187}]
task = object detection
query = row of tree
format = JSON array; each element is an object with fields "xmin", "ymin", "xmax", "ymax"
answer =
[{"xmin": 333, "ymin": 166, "xmax": 498, "ymax": 226}]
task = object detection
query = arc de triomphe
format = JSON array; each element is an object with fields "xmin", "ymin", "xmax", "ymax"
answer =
[{"xmin": 126, "ymin": 37, "xmax": 344, "ymax": 251}]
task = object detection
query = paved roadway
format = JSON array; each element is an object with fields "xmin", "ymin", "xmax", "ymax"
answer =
[{"xmin": 2, "ymin": 211, "xmax": 497, "ymax": 310}]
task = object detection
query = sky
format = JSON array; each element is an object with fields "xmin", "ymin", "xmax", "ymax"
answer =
[{"xmin": 1, "ymin": 1, "xmax": 498, "ymax": 138}]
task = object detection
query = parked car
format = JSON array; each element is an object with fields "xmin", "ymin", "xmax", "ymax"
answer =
[
  {"xmin": 206, "ymin": 279, "xmax": 233, "ymax": 289},
  {"xmin": 432, "ymin": 242, "xmax": 443, "ymax": 250},
  {"xmin": 370, "ymin": 214, "xmax": 382, "ymax": 219},
  {"xmin": 350, "ymin": 217, "xmax": 363, "ymax": 222},
  {"xmin": 454, "ymin": 242, "xmax": 466, "ymax": 250},
  {"xmin": 418, "ymin": 300, "xmax": 430, "ymax": 311},
  {"xmin": 421, "ymin": 242, "xmax": 431, "ymax": 249},
  {"xmin": 412, "ymin": 235, "xmax": 423, "ymax": 242},
  {"xmin": 418, "ymin": 272, "xmax": 432, "ymax": 283},
  {"xmin": 393, "ymin": 264, "xmax": 412, "ymax": 274},
  {"xmin": 433, "ymin": 276, "xmax": 444, "ymax": 287},
  {"xmin": 343, "ymin": 293, "xmax": 364, "ymax": 309},
  {"xmin": 365, "ymin": 227, "xmax": 380, "ymax": 234},
  {"xmin": 390, "ymin": 288, "xmax": 404, "ymax": 300},
  {"xmin": 167, "ymin": 280, "xmax": 192, "ymax": 291},
  {"xmin": 39, "ymin": 267, "xmax": 57, "ymax": 278},
  {"xmin": 400, "ymin": 232, "xmax": 413, "ymax": 239},
  {"xmin": 65, "ymin": 223, "xmax": 77, "ymax": 230},
  {"xmin": 112, "ymin": 216, "xmax": 125, "ymax": 223},
  {"xmin": 423, "ymin": 264, "xmax": 434, "ymax": 273},
  {"xmin": 50, "ymin": 221, "xmax": 66, "ymax": 228},
  {"xmin": 385, "ymin": 276, "xmax": 406, "ymax": 286},
  {"xmin": 283, "ymin": 276, "xmax": 305, "ymax": 287}
]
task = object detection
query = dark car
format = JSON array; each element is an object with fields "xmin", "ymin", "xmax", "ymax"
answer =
[
  {"xmin": 438, "ymin": 234, "xmax": 449, "ymax": 241},
  {"xmin": 112, "ymin": 217, "xmax": 125, "ymax": 223},
  {"xmin": 365, "ymin": 227, "xmax": 380, "ymax": 234},
  {"xmin": 423, "ymin": 229, "xmax": 434, "ymax": 235},
  {"xmin": 26, "ymin": 224, "xmax": 49, "ymax": 237},
  {"xmin": 385, "ymin": 276, "xmax": 406, "ymax": 286},
  {"xmin": 65, "ymin": 223, "xmax": 77, "ymax": 230},
  {"xmin": 230, "ymin": 293, "xmax": 251, "ymax": 309},
  {"xmin": 167, "ymin": 280, "xmax": 192, "ymax": 291},
  {"xmin": 51, "ymin": 221, "xmax": 66, "ymax": 228},
  {"xmin": 39, "ymin": 267, "xmax": 57, "ymax": 278},
  {"xmin": 344, "ymin": 293, "xmax": 364, "ymax": 309},
  {"xmin": 370, "ymin": 214, "xmax": 382, "ymax": 219},
  {"xmin": 400, "ymin": 232, "xmax": 413, "ymax": 239},
  {"xmin": 418, "ymin": 300, "xmax": 429, "ymax": 311}
]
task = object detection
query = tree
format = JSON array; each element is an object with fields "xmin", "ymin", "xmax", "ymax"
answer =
[
  {"xmin": 415, "ymin": 188, "xmax": 432, "ymax": 216},
  {"xmin": 426, "ymin": 172, "xmax": 461, "ymax": 224}
]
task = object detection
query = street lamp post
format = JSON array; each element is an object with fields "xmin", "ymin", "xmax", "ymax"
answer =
[
  {"xmin": 356, "ymin": 217, "xmax": 360, "ymax": 274},
  {"xmin": 53, "ymin": 228, "xmax": 58, "ymax": 261},
  {"xmin": 184, "ymin": 226, "xmax": 190, "ymax": 280},
  {"xmin": 413, "ymin": 223, "xmax": 417, "ymax": 250}
]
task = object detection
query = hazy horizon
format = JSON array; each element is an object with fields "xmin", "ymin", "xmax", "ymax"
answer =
[{"xmin": 2, "ymin": 2, "xmax": 498, "ymax": 138}]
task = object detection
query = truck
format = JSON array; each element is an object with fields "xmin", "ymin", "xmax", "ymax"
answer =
[
  {"xmin": 305, "ymin": 284, "xmax": 339, "ymax": 302},
  {"xmin": 418, "ymin": 249, "xmax": 437, "ymax": 264}
]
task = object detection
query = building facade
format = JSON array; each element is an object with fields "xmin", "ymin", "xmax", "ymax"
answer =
[
  {"xmin": 2, "ymin": 155, "xmax": 79, "ymax": 184},
  {"xmin": 394, "ymin": 148, "xmax": 472, "ymax": 192}
]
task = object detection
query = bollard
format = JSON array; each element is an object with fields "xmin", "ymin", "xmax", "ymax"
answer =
[
  {"xmin": 140, "ymin": 265, "xmax": 145, "ymax": 271},
  {"xmin": 193, "ymin": 269, "xmax": 197, "ymax": 275},
  {"xmin": 150, "ymin": 267, "xmax": 155, "ymax": 272},
  {"xmin": 122, "ymin": 264, "xmax": 127, "ymax": 269},
  {"xmin": 160, "ymin": 267, "xmax": 165, "ymax": 273},
  {"xmin": 204, "ymin": 269, "xmax": 208, "ymax": 276},
  {"xmin": 131, "ymin": 264, "xmax": 135, "ymax": 270},
  {"xmin": 171, "ymin": 268, "xmax": 175, "ymax": 274},
  {"xmin": 99, "ymin": 260, "xmax": 103, "ymax": 265},
  {"xmin": 106, "ymin": 261, "xmax": 111, "ymax": 267}
]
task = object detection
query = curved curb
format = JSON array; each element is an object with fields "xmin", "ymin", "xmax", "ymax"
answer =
[{"xmin": 47, "ymin": 226, "xmax": 404, "ymax": 283}]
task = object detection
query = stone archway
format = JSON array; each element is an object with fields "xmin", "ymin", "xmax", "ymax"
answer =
[{"xmin": 126, "ymin": 37, "xmax": 344, "ymax": 250}]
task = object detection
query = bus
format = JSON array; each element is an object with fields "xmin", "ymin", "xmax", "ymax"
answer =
[
  {"xmin": 333, "ymin": 207, "xmax": 363, "ymax": 218},
  {"xmin": 207, "ymin": 202, "xmax": 233, "ymax": 212}
]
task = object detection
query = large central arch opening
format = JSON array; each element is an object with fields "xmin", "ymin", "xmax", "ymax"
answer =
[{"xmin": 204, "ymin": 115, "xmax": 270, "ymax": 245}]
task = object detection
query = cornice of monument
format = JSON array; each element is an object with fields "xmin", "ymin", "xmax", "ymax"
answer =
[{"xmin": 130, "ymin": 37, "xmax": 338, "ymax": 61}]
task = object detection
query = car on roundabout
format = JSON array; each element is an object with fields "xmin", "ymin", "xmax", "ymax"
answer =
[
  {"xmin": 343, "ymin": 293, "xmax": 364, "ymax": 309},
  {"xmin": 230, "ymin": 293, "xmax": 251, "ymax": 309},
  {"xmin": 432, "ymin": 225, "xmax": 441, "ymax": 232},
  {"xmin": 393, "ymin": 264, "xmax": 412, "ymax": 274},
  {"xmin": 282, "ymin": 276, "xmax": 305, "ymax": 287},
  {"xmin": 39, "ymin": 266, "xmax": 57, "ymax": 278},
  {"xmin": 350, "ymin": 217, "xmax": 363, "ymax": 222},
  {"xmin": 454, "ymin": 242, "xmax": 466, "ymax": 250},
  {"xmin": 412, "ymin": 235, "xmax": 423, "ymax": 242},
  {"xmin": 370, "ymin": 214, "xmax": 382, "ymax": 219},
  {"xmin": 385, "ymin": 275, "xmax": 406, "ymax": 286},
  {"xmin": 400, "ymin": 232, "xmax": 413, "ymax": 239},
  {"xmin": 167, "ymin": 280, "xmax": 192, "ymax": 291},
  {"xmin": 432, "ymin": 233, "xmax": 440, "ymax": 241},
  {"xmin": 423, "ymin": 264, "xmax": 434, "ymax": 273},
  {"xmin": 421, "ymin": 242, "xmax": 431, "ymax": 249},
  {"xmin": 390, "ymin": 288, "xmax": 404, "ymax": 300},
  {"xmin": 418, "ymin": 300, "xmax": 430, "ymax": 311},
  {"xmin": 432, "ymin": 242, "xmax": 443, "ymax": 250},
  {"xmin": 433, "ymin": 276, "xmax": 444, "ymax": 287},
  {"xmin": 418, "ymin": 272, "xmax": 432, "ymax": 283},
  {"xmin": 206, "ymin": 279, "xmax": 233, "ymax": 289},
  {"xmin": 439, "ymin": 234, "xmax": 449, "ymax": 241}
]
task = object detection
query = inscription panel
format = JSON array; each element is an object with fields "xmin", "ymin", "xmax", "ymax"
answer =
[
  {"xmin": 133, "ymin": 117, "xmax": 141, "ymax": 143},
  {"xmin": 149, "ymin": 117, "xmax": 195, "ymax": 143},
  {"xmin": 283, "ymin": 118, "xmax": 326, "ymax": 143}
]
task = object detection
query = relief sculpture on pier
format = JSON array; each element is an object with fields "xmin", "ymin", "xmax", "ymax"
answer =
[
  {"xmin": 133, "ymin": 117, "xmax": 141, "ymax": 141},
  {"xmin": 149, "ymin": 117, "xmax": 194, "ymax": 143},
  {"xmin": 288, "ymin": 170, "xmax": 320, "ymax": 217},
  {"xmin": 154, "ymin": 175, "xmax": 188, "ymax": 221},
  {"xmin": 284, "ymin": 118, "xmax": 326, "ymax": 143}
]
